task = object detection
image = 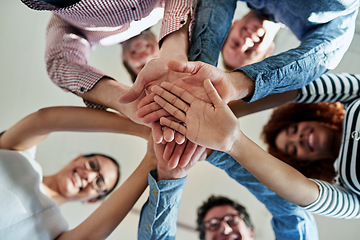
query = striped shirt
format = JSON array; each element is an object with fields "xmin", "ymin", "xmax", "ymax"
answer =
[
  {"xmin": 296, "ymin": 73, "xmax": 360, "ymax": 218},
  {"xmin": 21, "ymin": 0, "xmax": 193, "ymax": 108}
]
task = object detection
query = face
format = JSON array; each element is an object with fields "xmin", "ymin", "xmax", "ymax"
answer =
[
  {"xmin": 203, "ymin": 205, "xmax": 254, "ymax": 240},
  {"xmin": 56, "ymin": 155, "xmax": 118, "ymax": 202},
  {"xmin": 275, "ymin": 121, "xmax": 340, "ymax": 161},
  {"xmin": 122, "ymin": 31, "xmax": 159, "ymax": 74},
  {"xmin": 222, "ymin": 11, "xmax": 279, "ymax": 69}
]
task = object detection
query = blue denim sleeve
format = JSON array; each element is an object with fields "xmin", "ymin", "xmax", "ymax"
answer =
[
  {"xmin": 206, "ymin": 151, "xmax": 319, "ymax": 240},
  {"xmin": 239, "ymin": 8, "xmax": 358, "ymax": 102},
  {"xmin": 138, "ymin": 170, "xmax": 186, "ymax": 240},
  {"xmin": 188, "ymin": 0, "xmax": 237, "ymax": 64}
]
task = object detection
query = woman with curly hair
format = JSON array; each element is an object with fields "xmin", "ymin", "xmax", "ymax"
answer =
[{"xmin": 151, "ymin": 72, "xmax": 360, "ymax": 219}]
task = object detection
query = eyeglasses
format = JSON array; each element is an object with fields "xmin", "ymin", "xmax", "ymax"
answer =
[
  {"xmin": 85, "ymin": 157, "xmax": 108, "ymax": 194},
  {"xmin": 202, "ymin": 214, "xmax": 243, "ymax": 231}
]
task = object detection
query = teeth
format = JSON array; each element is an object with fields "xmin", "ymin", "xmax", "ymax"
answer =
[
  {"xmin": 308, "ymin": 132, "xmax": 314, "ymax": 150},
  {"xmin": 74, "ymin": 172, "xmax": 82, "ymax": 188},
  {"xmin": 245, "ymin": 37, "xmax": 254, "ymax": 47}
]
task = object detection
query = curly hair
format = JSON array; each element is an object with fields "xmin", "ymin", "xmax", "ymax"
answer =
[
  {"xmin": 262, "ymin": 102, "xmax": 345, "ymax": 183},
  {"xmin": 196, "ymin": 195, "xmax": 253, "ymax": 240}
]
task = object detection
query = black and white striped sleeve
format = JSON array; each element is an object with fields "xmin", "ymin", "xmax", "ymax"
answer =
[
  {"xmin": 303, "ymin": 179, "xmax": 360, "ymax": 219},
  {"xmin": 296, "ymin": 73, "xmax": 360, "ymax": 104}
]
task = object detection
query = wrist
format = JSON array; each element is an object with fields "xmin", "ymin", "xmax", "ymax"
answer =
[
  {"xmin": 228, "ymin": 71, "xmax": 255, "ymax": 100},
  {"xmin": 156, "ymin": 168, "xmax": 186, "ymax": 181}
]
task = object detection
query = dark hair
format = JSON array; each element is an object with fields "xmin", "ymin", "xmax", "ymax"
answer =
[
  {"xmin": 196, "ymin": 195, "xmax": 253, "ymax": 240},
  {"xmin": 262, "ymin": 102, "xmax": 345, "ymax": 183},
  {"xmin": 83, "ymin": 153, "xmax": 120, "ymax": 200}
]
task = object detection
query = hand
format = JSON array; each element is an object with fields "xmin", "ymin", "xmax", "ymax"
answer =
[
  {"xmin": 136, "ymin": 60, "xmax": 254, "ymax": 124},
  {"xmin": 152, "ymin": 79, "xmax": 241, "ymax": 153},
  {"xmin": 119, "ymin": 57, "xmax": 188, "ymax": 104},
  {"xmin": 154, "ymin": 140, "xmax": 207, "ymax": 180}
]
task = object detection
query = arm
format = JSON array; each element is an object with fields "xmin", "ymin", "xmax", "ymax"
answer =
[
  {"xmin": 119, "ymin": 0, "xmax": 193, "ymax": 103},
  {"xmin": 151, "ymin": 80, "xmax": 320, "ymax": 206},
  {"xmin": 206, "ymin": 151, "xmax": 318, "ymax": 239},
  {"xmin": 46, "ymin": 14, "xmax": 143, "ymax": 122},
  {"xmin": 295, "ymin": 73, "xmax": 360, "ymax": 104},
  {"xmin": 57, "ymin": 137, "xmax": 156, "ymax": 240},
  {"xmin": 138, "ymin": 139, "xmax": 205, "ymax": 239},
  {"xmin": 238, "ymin": 8, "xmax": 358, "ymax": 102},
  {"xmin": 0, "ymin": 106, "xmax": 150, "ymax": 151}
]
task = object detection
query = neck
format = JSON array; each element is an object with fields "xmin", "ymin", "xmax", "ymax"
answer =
[{"xmin": 42, "ymin": 175, "xmax": 67, "ymax": 206}]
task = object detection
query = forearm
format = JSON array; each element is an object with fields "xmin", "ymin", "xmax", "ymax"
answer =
[
  {"xmin": 188, "ymin": 0, "xmax": 237, "ymax": 65},
  {"xmin": 238, "ymin": 10, "xmax": 357, "ymax": 102},
  {"xmin": 138, "ymin": 170, "xmax": 185, "ymax": 240},
  {"xmin": 228, "ymin": 132, "xmax": 319, "ymax": 207},
  {"xmin": 0, "ymin": 106, "xmax": 150, "ymax": 151},
  {"xmin": 229, "ymin": 90, "xmax": 298, "ymax": 118},
  {"xmin": 206, "ymin": 151, "xmax": 319, "ymax": 239},
  {"xmin": 158, "ymin": 16, "xmax": 190, "ymax": 62},
  {"xmin": 46, "ymin": 14, "xmax": 107, "ymax": 99},
  {"xmin": 58, "ymin": 154, "xmax": 155, "ymax": 240}
]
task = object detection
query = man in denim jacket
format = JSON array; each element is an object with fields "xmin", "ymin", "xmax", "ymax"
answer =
[{"xmin": 138, "ymin": 150, "xmax": 318, "ymax": 240}]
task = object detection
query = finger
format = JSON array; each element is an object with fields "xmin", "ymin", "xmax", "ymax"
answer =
[
  {"xmin": 163, "ymin": 141, "xmax": 176, "ymax": 161},
  {"xmin": 174, "ymin": 131, "xmax": 186, "ymax": 144},
  {"xmin": 151, "ymin": 122, "xmax": 164, "ymax": 144},
  {"xmin": 203, "ymin": 79, "xmax": 225, "ymax": 107},
  {"xmin": 163, "ymin": 126, "xmax": 175, "ymax": 142},
  {"xmin": 159, "ymin": 82, "xmax": 197, "ymax": 105},
  {"xmin": 118, "ymin": 77, "xmax": 145, "ymax": 103},
  {"xmin": 152, "ymin": 84, "xmax": 192, "ymax": 111},
  {"xmin": 138, "ymin": 92, "xmax": 155, "ymax": 109},
  {"xmin": 167, "ymin": 60, "xmax": 201, "ymax": 75},
  {"xmin": 168, "ymin": 142, "xmax": 186, "ymax": 169},
  {"xmin": 188, "ymin": 145, "xmax": 207, "ymax": 166},
  {"xmin": 178, "ymin": 141, "xmax": 197, "ymax": 168},
  {"xmin": 159, "ymin": 117, "xmax": 187, "ymax": 136},
  {"xmin": 154, "ymin": 95, "xmax": 187, "ymax": 122},
  {"xmin": 141, "ymin": 108, "xmax": 170, "ymax": 124}
]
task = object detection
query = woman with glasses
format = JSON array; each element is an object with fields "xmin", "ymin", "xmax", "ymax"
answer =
[{"xmin": 0, "ymin": 106, "xmax": 156, "ymax": 239}]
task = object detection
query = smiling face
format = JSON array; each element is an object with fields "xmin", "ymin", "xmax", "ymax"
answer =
[
  {"xmin": 222, "ymin": 10, "xmax": 280, "ymax": 69},
  {"xmin": 275, "ymin": 121, "xmax": 341, "ymax": 161},
  {"xmin": 122, "ymin": 30, "xmax": 159, "ymax": 75},
  {"xmin": 203, "ymin": 205, "xmax": 254, "ymax": 240},
  {"xmin": 56, "ymin": 155, "xmax": 118, "ymax": 202}
]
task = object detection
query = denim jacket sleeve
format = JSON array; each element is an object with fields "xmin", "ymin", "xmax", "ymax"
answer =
[
  {"xmin": 138, "ymin": 170, "xmax": 186, "ymax": 240},
  {"xmin": 189, "ymin": 0, "xmax": 358, "ymax": 103},
  {"xmin": 188, "ymin": 0, "xmax": 237, "ymax": 64},
  {"xmin": 206, "ymin": 151, "xmax": 319, "ymax": 240},
  {"xmin": 239, "ymin": 7, "xmax": 358, "ymax": 102}
]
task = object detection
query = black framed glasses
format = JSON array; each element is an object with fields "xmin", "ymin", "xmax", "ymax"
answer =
[
  {"xmin": 85, "ymin": 157, "xmax": 108, "ymax": 194},
  {"xmin": 202, "ymin": 214, "xmax": 243, "ymax": 231}
]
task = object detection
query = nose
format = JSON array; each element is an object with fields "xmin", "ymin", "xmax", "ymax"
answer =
[
  {"xmin": 288, "ymin": 131, "xmax": 305, "ymax": 149},
  {"xmin": 219, "ymin": 221, "xmax": 233, "ymax": 235}
]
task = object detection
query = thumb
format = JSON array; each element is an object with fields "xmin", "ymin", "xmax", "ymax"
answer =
[
  {"xmin": 168, "ymin": 60, "xmax": 201, "ymax": 75},
  {"xmin": 203, "ymin": 79, "xmax": 224, "ymax": 108},
  {"xmin": 118, "ymin": 77, "xmax": 145, "ymax": 103}
]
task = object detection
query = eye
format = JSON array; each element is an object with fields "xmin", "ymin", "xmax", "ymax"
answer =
[
  {"xmin": 88, "ymin": 159, "xmax": 98, "ymax": 171},
  {"xmin": 287, "ymin": 124, "xmax": 298, "ymax": 135}
]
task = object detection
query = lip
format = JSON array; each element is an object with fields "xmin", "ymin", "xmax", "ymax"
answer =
[
  {"xmin": 72, "ymin": 171, "xmax": 82, "ymax": 189},
  {"xmin": 306, "ymin": 130, "xmax": 315, "ymax": 151}
]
